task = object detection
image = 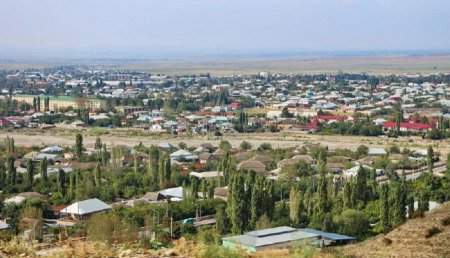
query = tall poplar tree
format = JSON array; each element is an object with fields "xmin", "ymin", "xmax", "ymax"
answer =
[
  {"xmin": 164, "ymin": 156, "xmax": 171, "ymax": 182},
  {"xmin": 389, "ymin": 182, "xmax": 406, "ymax": 226},
  {"xmin": 75, "ymin": 133, "xmax": 83, "ymax": 161},
  {"xmin": 101, "ymin": 144, "xmax": 108, "ymax": 165},
  {"xmin": 250, "ymin": 175, "xmax": 265, "ymax": 229},
  {"xmin": 26, "ymin": 159, "xmax": 34, "ymax": 185},
  {"xmin": 289, "ymin": 187, "xmax": 299, "ymax": 223},
  {"xmin": 427, "ymin": 145, "xmax": 434, "ymax": 174},
  {"xmin": 418, "ymin": 191, "xmax": 430, "ymax": 212},
  {"xmin": 6, "ymin": 156, "xmax": 16, "ymax": 185},
  {"xmin": 148, "ymin": 145, "xmax": 160, "ymax": 190},
  {"xmin": 58, "ymin": 169, "xmax": 66, "ymax": 196},
  {"xmin": 355, "ymin": 166, "xmax": 367, "ymax": 208},
  {"xmin": 227, "ymin": 174, "xmax": 247, "ymax": 234},
  {"xmin": 94, "ymin": 162, "xmax": 101, "ymax": 187},
  {"xmin": 380, "ymin": 184, "xmax": 390, "ymax": 233},
  {"xmin": 40, "ymin": 157, "xmax": 48, "ymax": 182}
]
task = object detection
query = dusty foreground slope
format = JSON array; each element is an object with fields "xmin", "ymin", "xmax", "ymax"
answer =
[{"xmin": 338, "ymin": 202, "xmax": 450, "ymax": 258}]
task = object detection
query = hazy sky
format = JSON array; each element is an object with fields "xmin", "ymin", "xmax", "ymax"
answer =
[{"xmin": 1, "ymin": 0, "xmax": 450, "ymax": 57}]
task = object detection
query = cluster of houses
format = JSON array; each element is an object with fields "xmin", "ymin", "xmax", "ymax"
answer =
[
  {"xmin": 1, "ymin": 137, "xmax": 444, "ymax": 251},
  {"xmin": 1, "ymin": 68, "xmax": 449, "ymax": 135}
]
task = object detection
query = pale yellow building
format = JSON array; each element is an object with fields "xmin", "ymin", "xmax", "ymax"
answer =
[{"xmin": 13, "ymin": 95, "xmax": 107, "ymax": 111}]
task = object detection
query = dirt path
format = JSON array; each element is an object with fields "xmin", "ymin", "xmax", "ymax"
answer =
[{"xmin": 1, "ymin": 130, "xmax": 449, "ymax": 154}]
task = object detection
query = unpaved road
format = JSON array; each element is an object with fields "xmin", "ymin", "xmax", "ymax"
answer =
[{"xmin": 2, "ymin": 130, "xmax": 449, "ymax": 154}]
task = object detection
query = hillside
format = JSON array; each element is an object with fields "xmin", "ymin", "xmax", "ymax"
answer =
[{"xmin": 338, "ymin": 202, "xmax": 450, "ymax": 258}]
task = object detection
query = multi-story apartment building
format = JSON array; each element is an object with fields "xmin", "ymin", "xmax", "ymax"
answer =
[{"xmin": 13, "ymin": 95, "xmax": 107, "ymax": 111}]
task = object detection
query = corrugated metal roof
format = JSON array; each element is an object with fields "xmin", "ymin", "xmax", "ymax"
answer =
[
  {"xmin": 246, "ymin": 226, "xmax": 297, "ymax": 237},
  {"xmin": 60, "ymin": 198, "xmax": 111, "ymax": 215},
  {"xmin": 299, "ymin": 228, "xmax": 356, "ymax": 241},
  {"xmin": 222, "ymin": 226, "xmax": 356, "ymax": 248},
  {"xmin": 223, "ymin": 228, "xmax": 319, "ymax": 247},
  {"xmin": 158, "ymin": 187, "xmax": 183, "ymax": 198}
]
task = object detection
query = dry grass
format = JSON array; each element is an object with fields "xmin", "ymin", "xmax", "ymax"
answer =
[
  {"xmin": 338, "ymin": 202, "xmax": 450, "ymax": 258},
  {"xmin": 3, "ymin": 129, "xmax": 450, "ymax": 155}
]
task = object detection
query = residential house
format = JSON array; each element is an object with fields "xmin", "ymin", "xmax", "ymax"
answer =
[
  {"xmin": 237, "ymin": 160, "xmax": 267, "ymax": 174},
  {"xmin": 60, "ymin": 198, "xmax": 112, "ymax": 220}
]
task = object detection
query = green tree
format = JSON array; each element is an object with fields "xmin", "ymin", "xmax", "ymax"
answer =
[
  {"xmin": 37, "ymin": 96, "xmax": 41, "ymax": 111},
  {"xmin": 265, "ymin": 179, "xmax": 275, "ymax": 219},
  {"xmin": 250, "ymin": 175, "xmax": 266, "ymax": 229},
  {"xmin": 158, "ymin": 153, "xmax": 166, "ymax": 189},
  {"xmin": 334, "ymin": 209, "xmax": 370, "ymax": 239},
  {"xmin": 281, "ymin": 106, "xmax": 293, "ymax": 118},
  {"xmin": 58, "ymin": 169, "xmax": 66, "ymax": 196},
  {"xmin": 148, "ymin": 145, "xmax": 160, "ymax": 190},
  {"xmin": 33, "ymin": 97, "xmax": 37, "ymax": 111},
  {"xmin": 343, "ymin": 180, "xmax": 353, "ymax": 209},
  {"xmin": 418, "ymin": 191, "xmax": 430, "ymax": 212},
  {"xmin": 101, "ymin": 144, "xmax": 108, "ymax": 165},
  {"xmin": 95, "ymin": 137, "xmax": 102, "ymax": 150},
  {"xmin": 164, "ymin": 155, "xmax": 171, "ymax": 183},
  {"xmin": 427, "ymin": 145, "xmax": 434, "ymax": 174},
  {"xmin": 380, "ymin": 184, "xmax": 390, "ymax": 233},
  {"xmin": 395, "ymin": 110, "xmax": 402, "ymax": 135},
  {"xmin": 40, "ymin": 157, "xmax": 48, "ymax": 182},
  {"xmin": 355, "ymin": 166, "xmax": 367, "ymax": 208},
  {"xmin": 19, "ymin": 207, "xmax": 44, "ymax": 242},
  {"xmin": 44, "ymin": 97, "xmax": 50, "ymax": 112},
  {"xmin": 94, "ymin": 162, "xmax": 101, "ymax": 187},
  {"xmin": 26, "ymin": 159, "xmax": 34, "ymax": 185},
  {"xmin": 227, "ymin": 174, "xmax": 247, "ymax": 234},
  {"xmin": 75, "ymin": 133, "xmax": 83, "ymax": 161},
  {"xmin": 133, "ymin": 150, "xmax": 138, "ymax": 174},
  {"xmin": 447, "ymin": 152, "xmax": 450, "ymax": 174},
  {"xmin": 6, "ymin": 156, "xmax": 16, "ymax": 185},
  {"xmin": 219, "ymin": 140, "xmax": 231, "ymax": 152},
  {"xmin": 5, "ymin": 136, "xmax": 15, "ymax": 157},
  {"xmin": 239, "ymin": 141, "xmax": 252, "ymax": 151},
  {"xmin": 218, "ymin": 151, "xmax": 230, "ymax": 185},
  {"xmin": 407, "ymin": 195, "xmax": 415, "ymax": 219},
  {"xmin": 191, "ymin": 177, "xmax": 200, "ymax": 200},
  {"xmin": 389, "ymin": 182, "xmax": 407, "ymax": 226},
  {"xmin": 289, "ymin": 187, "xmax": 301, "ymax": 223},
  {"xmin": 215, "ymin": 204, "xmax": 228, "ymax": 235}
]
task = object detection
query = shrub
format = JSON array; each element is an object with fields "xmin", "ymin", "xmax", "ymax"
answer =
[
  {"xmin": 333, "ymin": 209, "xmax": 370, "ymax": 239},
  {"xmin": 381, "ymin": 237, "xmax": 392, "ymax": 246},
  {"xmin": 425, "ymin": 226, "xmax": 442, "ymax": 238},
  {"xmin": 196, "ymin": 245, "xmax": 242, "ymax": 258},
  {"xmin": 441, "ymin": 216, "xmax": 450, "ymax": 226},
  {"xmin": 86, "ymin": 213, "xmax": 136, "ymax": 244},
  {"xmin": 410, "ymin": 210, "xmax": 425, "ymax": 219}
]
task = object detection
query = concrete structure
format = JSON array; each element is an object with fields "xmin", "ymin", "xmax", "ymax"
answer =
[
  {"xmin": 116, "ymin": 106, "xmax": 144, "ymax": 115},
  {"xmin": 13, "ymin": 95, "xmax": 106, "ymax": 111}
]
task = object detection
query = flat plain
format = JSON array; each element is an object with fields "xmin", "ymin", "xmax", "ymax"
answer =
[{"xmin": 1, "ymin": 54, "xmax": 450, "ymax": 75}]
